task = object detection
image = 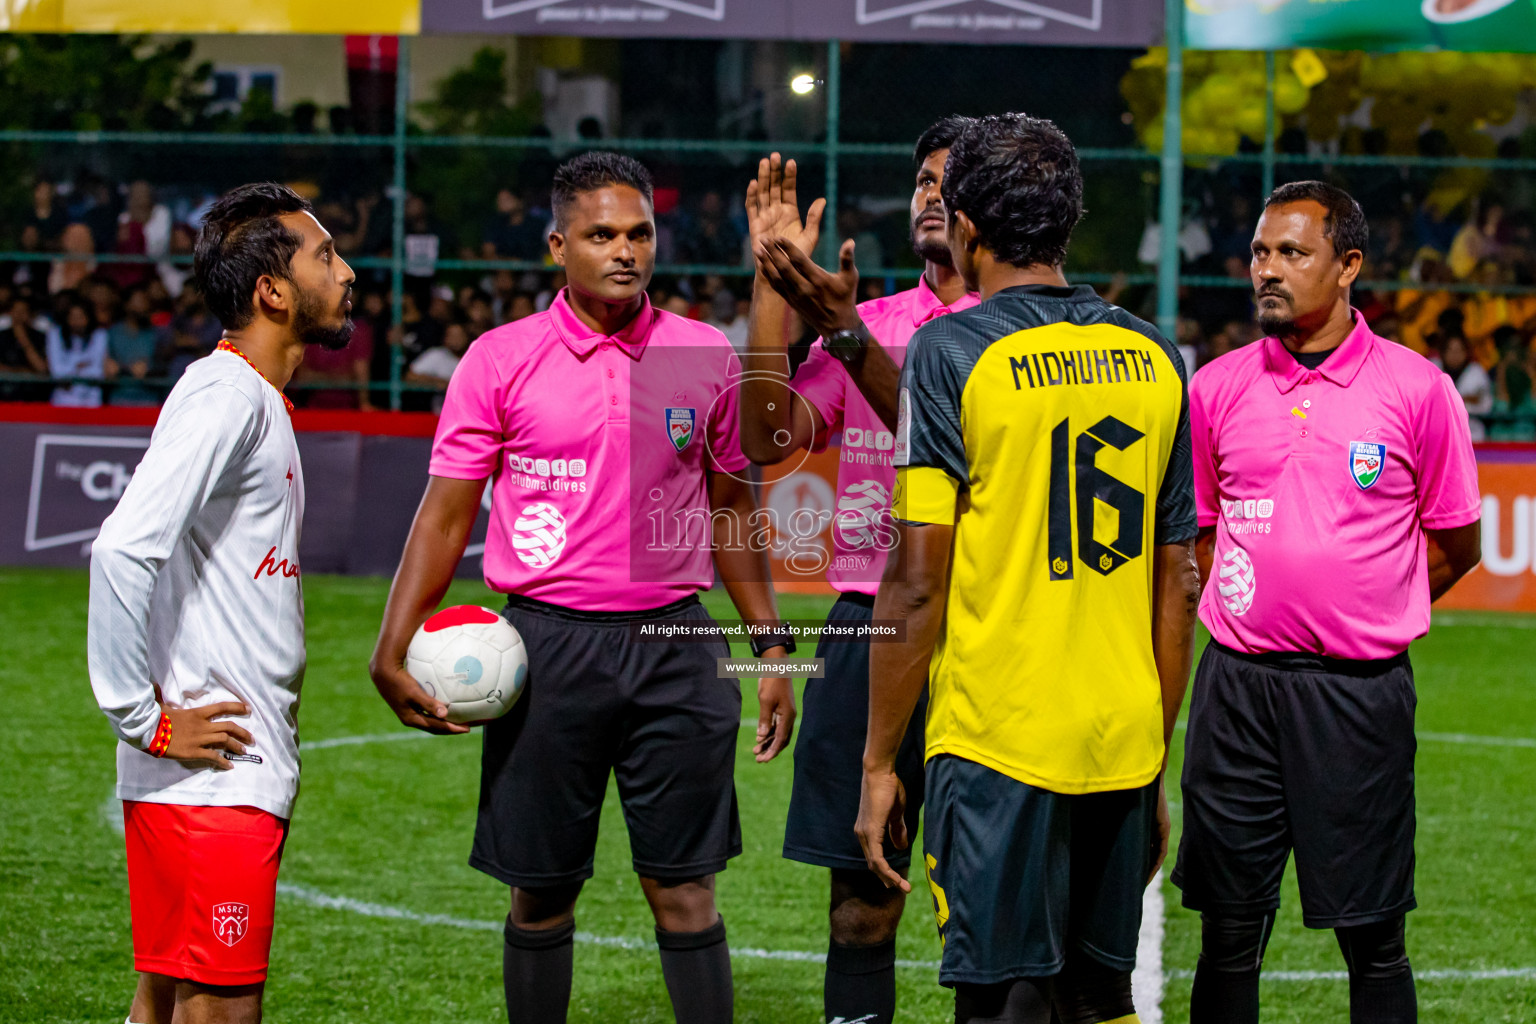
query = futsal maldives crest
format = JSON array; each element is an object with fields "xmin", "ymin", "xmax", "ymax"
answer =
[
  {"xmin": 1349, "ymin": 441, "xmax": 1386, "ymax": 490},
  {"xmin": 666, "ymin": 407, "xmax": 696, "ymax": 452},
  {"xmin": 212, "ymin": 902, "xmax": 250, "ymax": 947}
]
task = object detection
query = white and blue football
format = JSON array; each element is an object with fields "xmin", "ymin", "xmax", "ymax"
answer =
[{"xmin": 405, "ymin": 606, "xmax": 527, "ymax": 724}]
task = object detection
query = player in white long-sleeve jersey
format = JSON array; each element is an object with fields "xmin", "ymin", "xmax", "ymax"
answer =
[{"xmin": 87, "ymin": 182, "xmax": 355, "ymax": 1024}]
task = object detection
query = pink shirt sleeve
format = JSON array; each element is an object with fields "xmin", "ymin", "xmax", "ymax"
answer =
[
  {"xmin": 429, "ymin": 340, "xmax": 505, "ymax": 480},
  {"xmin": 790, "ymin": 341, "xmax": 846, "ymax": 454},
  {"xmin": 1189, "ymin": 369, "xmax": 1221, "ymax": 528},
  {"xmin": 1414, "ymin": 371, "xmax": 1483, "ymax": 530},
  {"xmin": 708, "ymin": 347, "xmax": 750, "ymax": 474}
]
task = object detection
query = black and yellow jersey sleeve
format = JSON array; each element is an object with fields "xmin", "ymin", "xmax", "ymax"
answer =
[
  {"xmin": 893, "ymin": 313, "xmax": 973, "ymax": 525},
  {"xmin": 1153, "ymin": 356, "xmax": 1196, "ymax": 547},
  {"xmin": 893, "ymin": 284, "xmax": 1195, "ymax": 795}
]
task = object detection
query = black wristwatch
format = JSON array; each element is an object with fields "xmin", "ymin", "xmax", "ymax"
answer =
[
  {"xmin": 823, "ymin": 324, "xmax": 871, "ymax": 365},
  {"xmin": 750, "ymin": 628, "xmax": 797, "ymax": 658}
]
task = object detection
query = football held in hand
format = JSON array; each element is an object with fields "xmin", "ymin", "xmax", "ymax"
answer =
[{"xmin": 406, "ymin": 606, "xmax": 528, "ymax": 724}]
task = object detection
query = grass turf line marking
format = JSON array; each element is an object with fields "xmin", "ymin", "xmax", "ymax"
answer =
[
  {"xmin": 1432, "ymin": 612, "xmax": 1536, "ymax": 630},
  {"xmin": 1166, "ymin": 968, "xmax": 1536, "ymax": 981},
  {"xmin": 304, "ymin": 731, "xmax": 437, "ymax": 750},
  {"xmin": 94, "ymin": 732, "xmax": 1535, "ymax": 989},
  {"xmin": 1134, "ymin": 874, "xmax": 1165, "ymax": 1024},
  {"xmin": 267, "ymin": 881, "xmax": 1536, "ymax": 983},
  {"xmin": 99, "ymin": 793, "xmax": 1536, "ymax": 984},
  {"xmin": 1173, "ymin": 721, "xmax": 1536, "ymax": 750},
  {"xmin": 276, "ymin": 881, "xmax": 941, "ymax": 969},
  {"xmin": 304, "ymin": 723, "xmax": 1536, "ymax": 753},
  {"xmin": 1419, "ymin": 731, "xmax": 1536, "ymax": 749}
]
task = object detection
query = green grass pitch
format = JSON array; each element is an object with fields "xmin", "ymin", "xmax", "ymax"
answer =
[{"xmin": 2, "ymin": 567, "xmax": 1533, "ymax": 1022}]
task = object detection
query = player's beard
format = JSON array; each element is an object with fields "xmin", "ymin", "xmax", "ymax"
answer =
[
  {"xmin": 1255, "ymin": 288, "xmax": 1296, "ymax": 338},
  {"xmin": 294, "ymin": 286, "xmax": 355, "ymax": 351},
  {"xmin": 1257, "ymin": 310, "xmax": 1295, "ymax": 337},
  {"xmin": 911, "ymin": 222, "xmax": 954, "ymax": 268}
]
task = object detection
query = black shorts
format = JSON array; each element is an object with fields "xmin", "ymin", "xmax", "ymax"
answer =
[
  {"xmin": 924, "ymin": 755, "xmax": 1159, "ymax": 986},
  {"xmin": 1172, "ymin": 640, "xmax": 1417, "ymax": 929},
  {"xmin": 469, "ymin": 594, "xmax": 742, "ymax": 888},
  {"xmin": 783, "ymin": 593, "xmax": 927, "ymax": 873}
]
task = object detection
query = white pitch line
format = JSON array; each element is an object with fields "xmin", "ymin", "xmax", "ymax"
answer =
[
  {"xmin": 1133, "ymin": 874, "xmax": 1165, "ymax": 1024},
  {"xmin": 1432, "ymin": 613, "xmax": 1536, "ymax": 630},
  {"xmin": 1173, "ymin": 721, "xmax": 1536, "ymax": 750},
  {"xmin": 269, "ymin": 880, "xmax": 1536, "ymax": 984},
  {"xmin": 1419, "ymin": 731, "xmax": 1536, "ymax": 749},
  {"xmin": 1167, "ymin": 967, "xmax": 1536, "ymax": 982},
  {"xmin": 274, "ymin": 880, "xmax": 941, "ymax": 969},
  {"xmin": 303, "ymin": 731, "xmax": 438, "ymax": 751},
  {"xmin": 306, "ymin": 725, "xmax": 1536, "ymax": 750},
  {"xmin": 97, "ymin": 733, "xmax": 1536, "ymax": 990}
]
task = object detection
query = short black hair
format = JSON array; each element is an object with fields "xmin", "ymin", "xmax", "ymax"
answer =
[
  {"xmin": 941, "ymin": 113, "xmax": 1083, "ymax": 270},
  {"xmin": 194, "ymin": 183, "xmax": 313, "ymax": 331},
  {"xmin": 914, "ymin": 115, "xmax": 976, "ymax": 172},
  {"xmin": 1264, "ymin": 180, "xmax": 1367, "ymax": 260},
  {"xmin": 551, "ymin": 152, "xmax": 653, "ymax": 232}
]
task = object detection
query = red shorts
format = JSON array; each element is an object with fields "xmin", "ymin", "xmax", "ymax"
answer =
[{"xmin": 123, "ymin": 802, "xmax": 289, "ymax": 986}]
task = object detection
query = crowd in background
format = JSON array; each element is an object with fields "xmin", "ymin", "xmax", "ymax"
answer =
[
  {"xmin": 1174, "ymin": 142, "xmax": 1536, "ymax": 439},
  {"xmin": 2, "ymin": 163, "xmax": 1534, "ymax": 439}
]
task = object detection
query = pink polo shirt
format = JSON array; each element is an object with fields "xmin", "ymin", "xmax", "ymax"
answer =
[
  {"xmin": 793, "ymin": 276, "xmax": 979, "ymax": 593},
  {"xmin": 1190, "ymin": 312, "xmax": 1481, "ymax": 660},
  {"xmin": 430, "ymin": 290, "xmax": 748, "ymax": 611}
]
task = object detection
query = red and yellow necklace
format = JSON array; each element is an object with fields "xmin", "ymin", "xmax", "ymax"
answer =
[{"xmin": 217, "ymin": 339, "xmax": 294, "ymax": 416}]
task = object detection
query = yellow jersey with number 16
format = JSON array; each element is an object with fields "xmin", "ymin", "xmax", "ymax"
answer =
[{"xmin": 892, "ymin": 284, "xmax": 1195, "ymax": 795}]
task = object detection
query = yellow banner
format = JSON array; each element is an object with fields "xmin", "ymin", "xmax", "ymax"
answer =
[{"xmin": 2, "ymin": 0, "xmax": 420, "ymax": 33}]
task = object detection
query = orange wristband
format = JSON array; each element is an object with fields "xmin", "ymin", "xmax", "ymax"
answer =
[{"xmin": 147, "ymin": 712, "xmax": 173, "ymax": 758}]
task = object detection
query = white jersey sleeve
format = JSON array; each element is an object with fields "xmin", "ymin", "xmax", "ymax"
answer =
[{"xmin": 87, "ymin": 382, "xmax": 259, "ymax": 749}]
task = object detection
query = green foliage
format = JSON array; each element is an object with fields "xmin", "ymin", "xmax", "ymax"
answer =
[
  {"xmin": 410, "ymin": 47, "xmax": 545, "ymax": 255},
  {"xmin": 414, "ymin": 47, "xmax": 540, "ymax": 138},
  {"xmin": 227, "ymin": 86, "xmax": 290, "ymax": 136},
  {"xmin": 0, "ymin": 34, "xmax": 213, "ymax": 132},
  {"xmin": 1122, "ymin": 48, "xmax": 1536, "ymax": 162}
]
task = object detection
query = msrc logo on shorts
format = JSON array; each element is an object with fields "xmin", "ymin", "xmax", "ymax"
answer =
[
  {"xmin": 211, "ymin": 902, "xmax": 250, "ymax": 947},
  {"xmin": 1349, "ymin": 440, "xmax": 1386, "ymax": 490}
]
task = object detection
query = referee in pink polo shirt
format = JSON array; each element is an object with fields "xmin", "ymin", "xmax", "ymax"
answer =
[
  {"xmin": 1172, "ymin": 181, "xmax": 1483, "ymax": 1024},
  {"xmin": 369, "ymin": 153, "xmax": 796, "ymax": 1024}
]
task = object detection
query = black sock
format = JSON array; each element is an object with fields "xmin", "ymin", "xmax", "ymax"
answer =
[
  {"xmin": 503, "ymin": 917, "xmax": 575, "ymax": 1024},
  {"xmin": 955, "ymin": 978, "xmax": 1054, "ymax": 1024},
  {"xmin": 1190, "ymin": 961, "xmax": 1260, "ymax": 1024},
  {"xmin": 1337, "ymin": 918, "xmax": 1416, "ymax": 1024},
  {"xmin": 1347, "ymin": 972, "xmax": 1417, "ymax": 1024},
  {"xmin": 656, "ymin": 917, "xmax": 733, "ymax": 1024},
  {"xmin": 1190, "ymin": 914, "xmax": 1273, "ymax": 1024},
  {"xmin": 824, "ymin": 938, "xmax": 896, "ymax": 1024},
  {"xmin": 1052, "ymin": 951, "xmax": 1136, "ymax": 1024}
]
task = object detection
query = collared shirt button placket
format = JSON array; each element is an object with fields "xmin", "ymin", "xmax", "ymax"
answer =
[
  {"xmin": 594, "ymin": 342, "xmax": 611, "ymax": 417},
  {"xmin": 605, "ymin": 343, "xmax": 629, "ymax": 422}
]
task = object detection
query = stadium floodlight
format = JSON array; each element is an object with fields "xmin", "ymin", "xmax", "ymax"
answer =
[{"xmin": 790, "ymin": 73, "xmax": 817, "ymax": 96}]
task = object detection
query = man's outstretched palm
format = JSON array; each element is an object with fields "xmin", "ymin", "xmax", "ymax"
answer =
[{"xmin": 745, "ymin": 152, "xmax": 824, "ymax": 255}]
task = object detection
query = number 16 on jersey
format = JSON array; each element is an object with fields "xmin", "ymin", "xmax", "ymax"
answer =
[{"xmin": 1047, "ymin": 415, "xmax": 1146, "ymax": 582}]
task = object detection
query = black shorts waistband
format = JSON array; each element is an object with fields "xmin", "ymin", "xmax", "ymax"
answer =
[
  {"xmin": 502, "ymin": 592, "xmax": 702, "ymax": 624},
  {"xmin": 834, "ymin": 592, "xmax": 877, "ymax": 611},
  {"xmin": 1209, "ymin": 640, "xmax": 1409, "ymax": 678}
]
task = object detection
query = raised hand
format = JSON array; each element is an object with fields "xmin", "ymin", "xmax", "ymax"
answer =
[
  {"xmin": 754, "ymin": 235, "xmax": 862, "ymax": 340},
  {"xmin": 745, "ymin": 152, "xmax": 826, "ymax": 256}
]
